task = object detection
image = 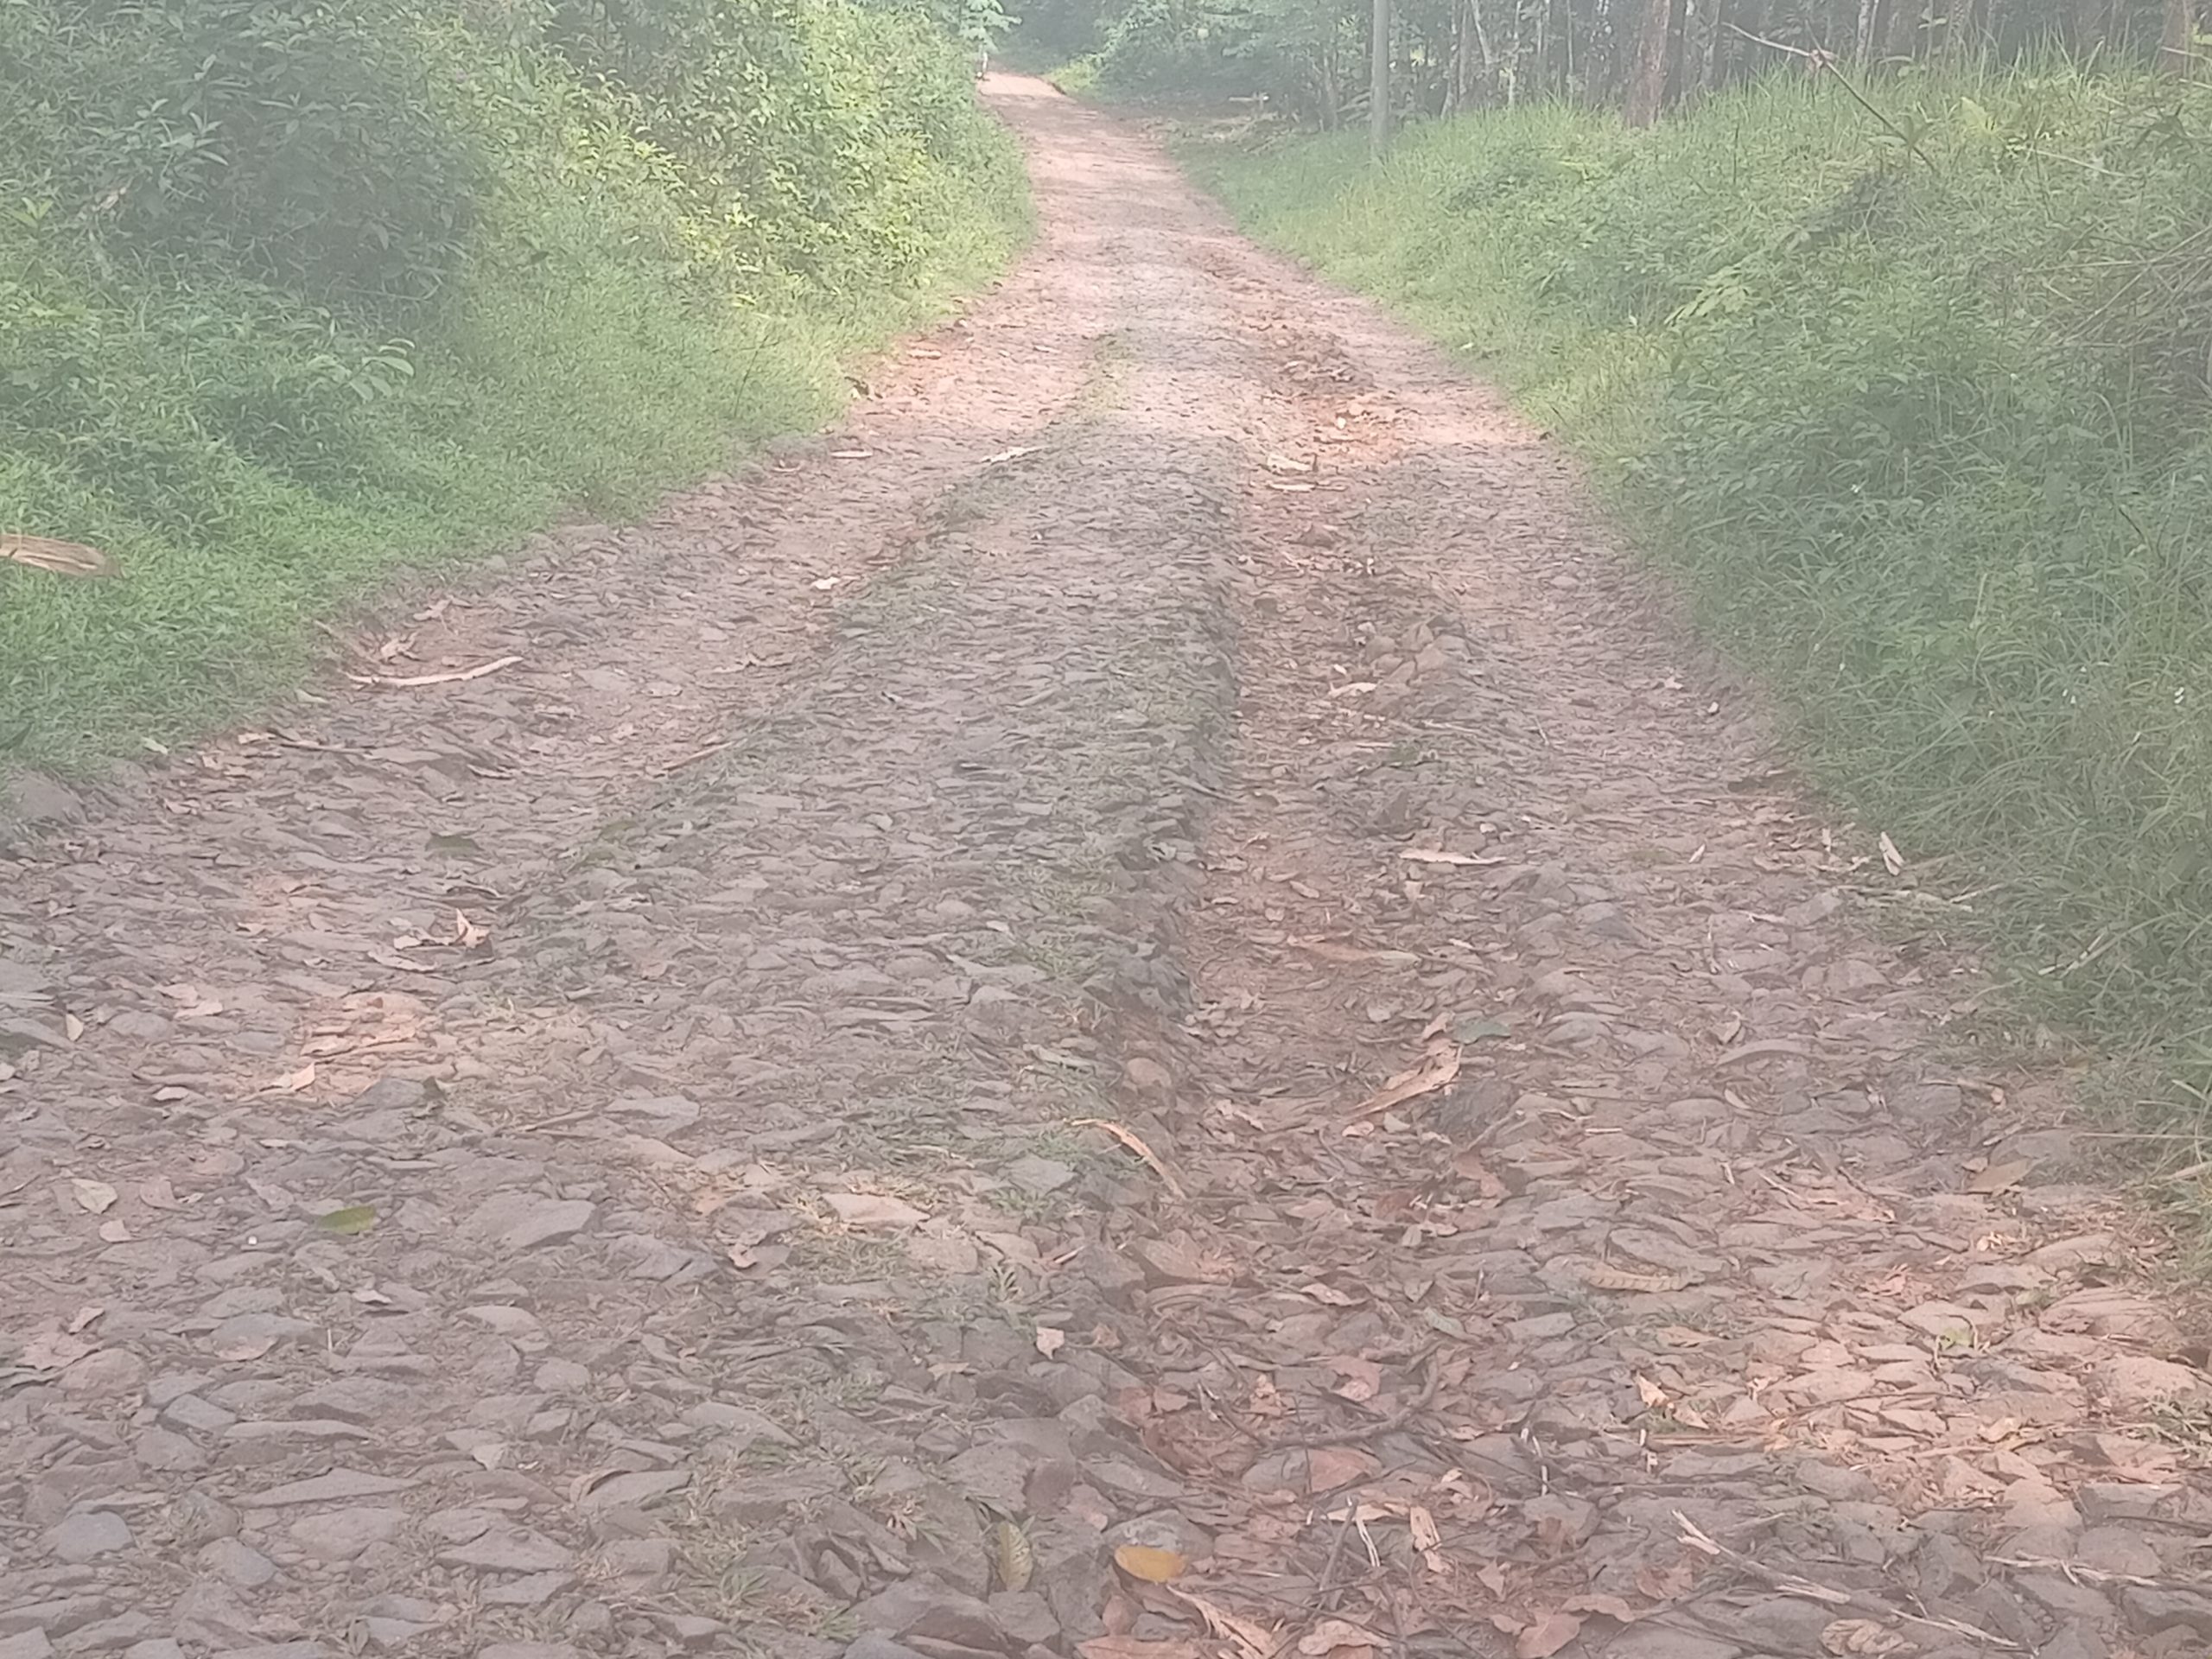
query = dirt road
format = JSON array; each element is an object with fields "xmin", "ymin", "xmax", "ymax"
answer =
[{"xmin": 3, "ymin": 78, "xmax": 2209, "ymax": 1659}]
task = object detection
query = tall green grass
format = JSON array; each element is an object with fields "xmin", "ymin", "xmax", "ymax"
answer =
[
  {"xmin": 1187, "ymin": 69, "xmax": 2212, "ymax": 1077},
  {"xmin": 0, "ymin": 2, "xmax": 1027, "ymax": 770}
]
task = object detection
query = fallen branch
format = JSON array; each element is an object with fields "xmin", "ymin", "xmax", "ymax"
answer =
[
  {"xmin": 3, "ymin": 536, "xmax": 111, "ymax": 578},
  {"xmin": 1675, "ymin": 1513, "xmax": 2020, "ymax": 1649},
  {"xmin": 346, "ymin": 655, "xmax": 521, "ymax": 690}
]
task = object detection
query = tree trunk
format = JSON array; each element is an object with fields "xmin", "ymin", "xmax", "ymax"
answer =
[
  {"xmin": 1371, "ymin": 0, "xmax": 1393, "ymax": 150},
  {"xmin": 1624, "ymin": 0, "xmax": 1673, "ymax": 122},
  {"xmin": 2162, "ymin": 0, "xmax": 2194, "ymax": 71},
  {"xmin": 1469, "ymin": 0, "xmax": 1497, "ymax": 99}
]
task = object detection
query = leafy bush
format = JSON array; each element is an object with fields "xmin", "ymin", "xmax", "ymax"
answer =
[
  {"xmin": 1191, "ymin": 68, "xmax": 2212, "ymax": 1066},
  {"xmin": 0, "ymin": 0, "xmax": 1027, "ymax": 764},
  {"xmin": 0, "ymin": 0, "xmax": 486, "ymax": 308}
]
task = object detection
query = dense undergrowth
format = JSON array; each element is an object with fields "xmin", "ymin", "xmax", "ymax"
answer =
[
  {"xmin": 1187, "ymin": 69, "xmax": 2212, "ymax": 1090},
  {"xmin": 0, "ymin": 0, "xmax": 1025, "ymax": 768}
]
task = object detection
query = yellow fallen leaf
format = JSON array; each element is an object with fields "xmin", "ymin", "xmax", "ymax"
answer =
[
  {"xmin": 992, "ymin": 1521, "xmax": 1035, "ymax": 1592},
  {"xmin": 1112, "ymin": 1543, "xmax": 1187, "ymax": 1584}
]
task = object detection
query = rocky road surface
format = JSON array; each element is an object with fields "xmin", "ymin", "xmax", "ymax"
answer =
[{"xmin": 3, "ymin": 76, "xmax": 2210, "ymax": 1659}]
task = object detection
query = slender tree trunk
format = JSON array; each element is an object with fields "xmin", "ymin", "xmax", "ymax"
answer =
[
  {"xmin": 1469, "ymin": 0, "xmax": 1497, "ymax": 96},
  {"xmin": 1700, "ymin": 0, "xmax": 1730, "ymax": 86},
  {"xmin": 2162, "ymin": 0, "xmax": 2194, "ymax": 71},
  {"xmin": 1371, "ymin": 0, "xmax": 1392, "ymax": 150},
  {"xmin": 1624, "ymin": 0, "xmax": 1673, "ymax": 121}
]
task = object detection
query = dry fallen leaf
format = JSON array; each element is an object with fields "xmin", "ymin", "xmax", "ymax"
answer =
[
  {"xmin": 822, "ymin": 1192, "xmax": 929, "ymax": 1230},
  {"xmin": 1635, "ymin": 1374, "xmax": 1669, "ymax": 1409},
  {"xmin": 1516, "ymin": 1612, "xmax": 1582, "ymax": 1659},
  {"xmin": 1351, "ymin": 1042, "xmax": 1460, "ymax": 1117},
  {"xmin": 1563, "ymin": 1593, "xmax": 1639, "ymax": 1624},
  {"xmin": 1823, "ymin": 1618, "xmax": 1913, "ymax": 1656},
  {"xmin": 993, "ymin": 1520, "xmax": 1036, "ymax": 1592},
  {"xmin": 69, "ymin": 1179, "xmax": 118, "ymax": 1214},
  {"xmin": 1077, "ymin": 1641, "xmax": 1208, "ymax": 1659},
  {"xmin": 1408, "ymin": 1505, "xmax": 1442, "ymax": 1551},
  {"xmin": 1070, "ymin": 1118, "xmax": 1187, "ymax": 1199},
  {"xmin": 63, "ymin": 1013, "xmax": 85, "ymax": 1042},
  {"xmin": 20, "ymin": 1330, "xmax": 94, "ymax": 1370},
  {"xmin": 1580, "ymin": 1263, "xmax": 1692, "ymax": 1294},
  {"xmin": 1300, "ymin": 1281, "xmax": 1358, "ymax": 1307},
  {"xmin": 265, "ymin": 1064, "xmax": 317, "ymax": 1095},
  {"xmin": 1398, "ymin": 847, "xmax": 1497, "ymax": 868},
  {"xmin": 1967, "ymin": 1159, "xmax": 2031, "ymax": 1195},
  {"xmin": 1163, "ymin": 1585, "xmax": 1281, "ymax": 1659},
  {"xmin": 1035, "ymin": 1326, "xmax": 1067, "ymax": 1358},
  {"xmin": 1299, "ymin": 1619, "xmax": 1384, "ymax": 1655},
  {"xmin": 1878, "ymin": 832, "xmax": 1905, "ymax": 874},
  {"xmin": 1113, "ymin": 1543, "xmax": 1188, "ymax": 1584},
  {"xmin": 1635, "ymin": 1559, "xmax": 1697, "ymax": 1602}
]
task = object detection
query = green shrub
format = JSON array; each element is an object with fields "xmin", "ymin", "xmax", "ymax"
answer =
[
  {"xmin": 1188, "ymin": 68, "xmax": 2212, "ymax": 1064},
  {"xmin": 0, "ymin": 0, "xmax": 486, "ymax": 308},
  {"xmin": 0, "ymin": 0, "xmax": 1027, "ymax": 766}
]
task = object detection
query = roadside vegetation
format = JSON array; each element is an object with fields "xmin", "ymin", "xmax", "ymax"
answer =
[
  {"xmin": 0, "ymin": 0, "xmax": 1023, "ymax": 767},
  {"xmin": 1019, "ymin": 0, "xmax": 2212, "ymax": 1119}
]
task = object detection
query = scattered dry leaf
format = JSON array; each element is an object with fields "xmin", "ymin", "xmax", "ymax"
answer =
[
  {"xmin": 20, "ymin": 1330, "xmax": 93, "ymax": 1370},
  {"xmin": 823, "ymin": 1192, "xmax": 928, "ymax": 1230},
  {"xmin": 1635, "ymin": 1559, "xmax": 1696, "ymax": 1601},
  {"xmin": 69, "ymin": 1179, "xmax": 118, "ymax": 1214},
  {"xmin": 1299, "ymin": 1619, "xmax": 1384, "ymax": 1655},
  {"xmin": 264, "ymin": 1064, "xmax": 316, "ymax": 1095},
  {"xmin": 1564, "ymin": 1593, "xmax": 1638, "ymax": 1624},
  {"xmin": 1823, "ymin": 1619, "xmax": 1913, "ymax": 1656},
  {"xmin": 1967, "ymin": 1159, "xmax": 2030, "ymax": 1196},
  {"xmin": 993, "ymin": 1521, "xmax": 1036, "ymax": 1592},
  {"xmin": 1035, "ymin": 1326, "xmax": 1067, "ymax": 1358},
  {"xmin": 1163, "ymin": 1585, "xmax": 1281, "ymax": 1659},
  {"xmin": 1878, "ymin": 832, "xmax": 1905, "ymax": 874},
  {"xmin": 1351, "ymin": 1042, "xmax": 1460, "ymax": 1117},
  {"xmin": 1070, "ymin": 1118, "xmax": 1186, "ymax": 1199},
  {"xmin": 1579, "ymin": 1263, "xmax": 1692, "ymax": 1294},
  {"xmin": 1516, "ymin": 1612, "xmax": 1581, "ymax": 1659},
  {"xmin": 1077, "ymin": 1641, "xmax": 1207, "ymax": 1659}
]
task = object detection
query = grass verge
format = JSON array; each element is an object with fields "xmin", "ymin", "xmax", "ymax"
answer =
[
  {"xmin": 1182, "ymin": 69, "xmax": 2212, "ymax": 1134},
  {"xmin": 0, "ymin": 4, "xmax": 1027, "ymax": 772}
]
